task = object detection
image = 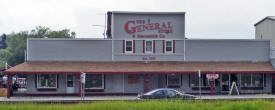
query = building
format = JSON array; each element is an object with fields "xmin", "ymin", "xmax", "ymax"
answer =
[
  {"xmin": 3, "ymin": 11, "xmax": 275, "ymax": 97},
  {"xmin": 255, "ymin": 16, "xmax": 275, "ymax": 48}
]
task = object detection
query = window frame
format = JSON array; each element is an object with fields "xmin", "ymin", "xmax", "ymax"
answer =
[
  {"xmin": 145, "ymin": 40, "xmax": 154, "ymax": 53},
  {"xmin": 240, "ymin": 74, "xmax": 264, "ymax": 88},
  {"xmin": 85, "ymin": 74, "xmax": 105, "ymax": 90},
  {"xmin": 190, "ymin": 74, "xmax": 216, "ymax": 88},
  {"xmin": 37, "ymin": 74, "xmax": 57, "ymax": 89},
  {"xmin": 167, "ymin": 74, "xmax": 181, "ymax": 87},
  {"xmin": 165, "ymin": 40, "xmax": 173, "ymax": 53},
  {"xmin": 125, "ymin": 40, "xmax": 133, "ymax": 53},
  {"xmin": 66, "ymin": 74, "xmax": 74, "ymax": 87}
]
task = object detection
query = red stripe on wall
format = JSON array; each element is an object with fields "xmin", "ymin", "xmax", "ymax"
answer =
[
  {"xmin": 173, "ymin": 40, "xmax": 175, "ymax": 53},
  {"xmin": 133, "ymin": 40, "xmax": 135, "ymax": 53},
  {"xmin": 123, "ymin": 40, "xmax": 125, "ymax": 53},
  {"xmin": 143, "ymin": 40, "xmax": 145, "ymax": 53},
  {"xmin": 163, "ymin": 40, "xmax": 165, "ymax": 53},
  {"xmin": 153, "ymin": 40, "xmax": 156, "ymax": 53}
]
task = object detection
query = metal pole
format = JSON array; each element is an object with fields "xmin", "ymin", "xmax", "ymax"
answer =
[
  {"xmin": 198, "ymin": 70, "xmax": 201, "ymax": 98},
  {"xmin": 83, "ymin": 83, "xmax": 85, "ymax": 100}
]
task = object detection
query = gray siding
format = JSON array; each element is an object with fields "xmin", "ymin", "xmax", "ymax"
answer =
[
  {"xmin": 255, "ymin": 19, "xmax": 275, "ymax": 48},
  {"xmin": 26, "ymin": 74, "xmax": 146, "ymax": 94},
  {"xmin": 186, "ymin": 40, "xmax": 270, "ymax": 62},
  {"xmin": 26, "ymin": 74, "xmax": 272, "ymax": 94},
  {"xmin": 113, "ymin": 39, "xmax": 269, "ymax": 62},
  {"xmin": 27, "ymin": 38, "xmax": 270, "ymax": 62},
  {"xmin": 113, "ymin": 40, "xmax": 185, "ymax": 61},
  {"xmin": 27, "ymin": 39, "xmax": 112, "ymax": 61}
]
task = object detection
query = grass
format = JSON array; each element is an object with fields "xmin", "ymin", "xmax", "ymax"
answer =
[{"xmin": 0, "ymin": 100, "xmax": 274, "ymax": 110}]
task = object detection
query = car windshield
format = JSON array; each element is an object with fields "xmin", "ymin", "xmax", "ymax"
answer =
[{"xmin": 144, "ymin": 89, "xmax": 162, "ymax": 95}]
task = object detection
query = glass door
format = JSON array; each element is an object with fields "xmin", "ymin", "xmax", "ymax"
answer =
[
  {"xmin": 221, "ymin": 74, "xmax": 230, "ymax": 91},
  {"xmin": 66, "ymin": 74, "xmax": 74, "ymax": 93}
]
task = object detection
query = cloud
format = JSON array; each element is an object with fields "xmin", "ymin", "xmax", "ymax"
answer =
[{"xmin": 0, "ymin": 0, "xmax": 275, "ymax": 39}]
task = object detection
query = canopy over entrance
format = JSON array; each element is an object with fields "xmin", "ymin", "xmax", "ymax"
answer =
[{"xmin": 3, "ymin": 61, "xmax": 275, "ymax": 74}]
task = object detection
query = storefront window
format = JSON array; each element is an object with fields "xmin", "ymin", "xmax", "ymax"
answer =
[
  {"xmin": 37, "ymin": 74, "xmax": 57, "ymax": 88},
  {"xmin": 241, "ymin": 74, "xmax": 263, "ymax": 87},
  {"xmin": 85, "ymin": 74, "xmax": 104, "ymax": 89},
  {"xmin": 125, "ymin": 40, "xmax": 133, "ymax": 53},
  {"xmin": 190, "ymin": 74, "xmax": 211, "ymax": 87},
  {"xmin": 167, "ymin": 74, "xmax": 181, "ymax": 86}
]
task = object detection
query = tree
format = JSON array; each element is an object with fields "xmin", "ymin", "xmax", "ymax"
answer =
[{"xmin": 0, "ymin": 26, "xmax": 76, "ymax": 67}]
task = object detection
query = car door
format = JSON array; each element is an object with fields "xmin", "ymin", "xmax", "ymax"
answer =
[
  {"xmin": 153, "ymin": 90, "xmax": 166, "ymax": 99},
  {"xmin": 166, "ymin": 90, "xmax": 180, "ymax": 98}
]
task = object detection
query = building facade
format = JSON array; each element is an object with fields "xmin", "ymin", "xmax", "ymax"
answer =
[
  {"xmin": 255, "ymin": 16, "xmax": 275, "ymax": 48},
  {"xmin": 4, "ymin": 12, "xmax": 275, "ymax": 97}
]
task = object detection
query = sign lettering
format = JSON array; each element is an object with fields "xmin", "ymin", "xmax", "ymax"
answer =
[{"xmin": 124, "ymin": 19, "xmax": 173, "ymax": 38}]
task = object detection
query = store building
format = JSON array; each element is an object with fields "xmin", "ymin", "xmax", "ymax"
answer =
[{"xmin": 3, "ymin": 11, "xmax": 275, "ymax": 97}]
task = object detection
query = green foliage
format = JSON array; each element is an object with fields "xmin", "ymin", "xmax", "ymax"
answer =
[
  {"xmin": 0, "ymin": 26, "xmax": 76, "ymax": 67},
  {"xmin": 0, "ymin": 100, "xmax": 274, "ymax": 110}
]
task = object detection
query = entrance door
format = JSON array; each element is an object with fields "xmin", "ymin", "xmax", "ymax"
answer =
[
  {"xmin": 66, "ymin": 74, "xmax": 75, "ymax": 93},
  {"xmin": 221, "ymin": 74, "xmax": 230, "ymax": 91},
  {"xmin": 230, "ymin": 74, "xmax": 238, "ymax": 86}
]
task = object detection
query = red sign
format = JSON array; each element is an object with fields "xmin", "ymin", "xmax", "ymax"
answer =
[
  {"xmin": 206, "ymin": 74, "xmax": 219, "ymax": 79},
  {"xmin": 128, "ymin": 75, "xmax": 139, "ymax": 84},
  {"xmin": 124, "ymin": 19, "xmax": 173, "ymax": 38}
]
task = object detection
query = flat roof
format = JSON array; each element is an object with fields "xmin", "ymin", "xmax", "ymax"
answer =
[
  {"xmin": 111, "ymin": 11, "xmax": 185, "ymax": 15},
  {"xmin": 4, "ymin": 61, "xmax": 275, "ymax": 74},
  {"xmin": 27, "ymin": 38, "xmax": 270, "ymax": 42}
]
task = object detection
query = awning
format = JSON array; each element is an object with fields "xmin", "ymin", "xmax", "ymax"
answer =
[{"xmin": 3, "ymin": 61, "xmax": 275, "ymax": 74}]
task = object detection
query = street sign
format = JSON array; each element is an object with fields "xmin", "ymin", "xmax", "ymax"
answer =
[
  {"xmin": 81, "ymin": 72, "xmax": 86, "ymax": 84},
  {"xmin": 206, "ymin": 74, "xmax": 219, "ymax": 79}
]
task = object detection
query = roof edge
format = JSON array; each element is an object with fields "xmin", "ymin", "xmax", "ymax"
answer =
[
  {"xmin": 111, "ymin": 11, "xmax": 185, "ymax": 15},
  {"xmin": 4, "ymin": 71, "xmax": 275, "ymax": 74},
  {"xmin": 254, "ymin": 16, "xmax": 275, "ymax": 26}
]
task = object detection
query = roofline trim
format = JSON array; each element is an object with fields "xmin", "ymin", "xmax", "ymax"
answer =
[
  {"xmin": 27, "ymin": 38, "xmax": 112, "ymax": 41},
  {"xmin": 3, "ymin": 71, "xmax": 275, "ymax": 74},
  {"xmin": 111, "ymin": 11, "xmax": 186, "ymax": 15},
  {"xmin": 27, "ymin": 38, "xmax": 270, "ymax": 42},
  {"xmin": 254, "ymin": 16, "xmax": 275, "ymax": 26}
]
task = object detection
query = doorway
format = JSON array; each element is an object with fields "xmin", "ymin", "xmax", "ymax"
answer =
[
  {"xmin": 221, "ymin": 74, "xmax": 230, "ymax": 92},
  {"xmin": 230, "ymin": 74, "xmax": 238, "ymax": 86},
  {"xmin": 66, "ymin": 74, "xmax": 75, "ymax": 94}
]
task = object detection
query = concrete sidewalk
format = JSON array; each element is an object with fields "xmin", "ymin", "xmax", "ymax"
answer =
[
  {"xmin": 1, "ymin": 95, "xmax": 275, "ymax": 102},
  {"xmin": 0, "ymin": 96, "xmax": 137, "ymax": 102},
  {"xmin": 200, "ymin": 94, "xmax": 275, "ymax": 100}
]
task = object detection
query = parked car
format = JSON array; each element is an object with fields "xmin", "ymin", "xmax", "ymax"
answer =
[{"xmin": 136, "ymin": 88, "xmax": 197, "ymax": 100}]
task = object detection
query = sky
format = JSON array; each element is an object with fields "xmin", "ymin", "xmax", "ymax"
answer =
[{"xmin": 0, "ymin": 0, "xmax": 274, "ymax": 39}]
